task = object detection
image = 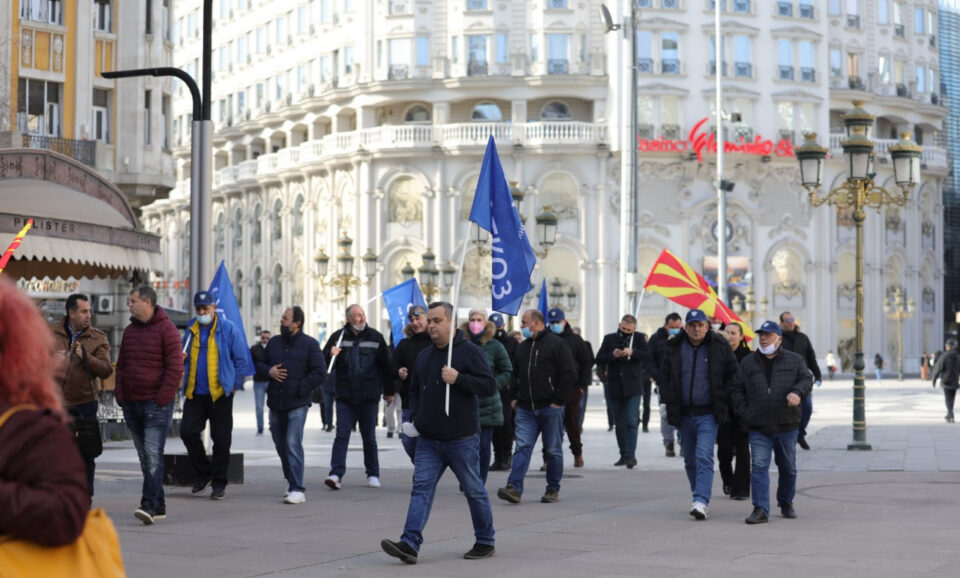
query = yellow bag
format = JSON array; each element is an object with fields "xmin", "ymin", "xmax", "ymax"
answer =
[{"xmin": 0, "ymin": 405, "xmax": 126, "ymax": 577}]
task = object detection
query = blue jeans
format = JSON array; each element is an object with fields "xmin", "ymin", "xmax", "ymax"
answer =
[
  {"xmin": 748, "ymin": 429, "xmax": 799, "ymax": 515},
  {"xmin": 799, "ymin": 392, "xmax": 812, "ymax": 442},
  {"xmin": 678, "ymin": 413, "xmax": 719, "ymax": 505},
  {"xmin": 479, "ymin": 426, "xmax": 495, "ymax": 484},
  {"xmin": 508, "ymin": 406, "xmax": 564, "ymax": 496},
  {"xmin": 329, "ymin": 400, "xmax": 379, "ymax": 479},
  {"xmin": 67, "ymin": 401, "xmax": 99, "ymax": 496},
  {"xmin": 269, "ymin": 406, "xmax": 309, "ymax": 492},
  {"xmin": 400, "ymin": 408, "xmax": 418, "ymax": 462},
  {"xmin": 322, "ymin": 389, "xmax": 335, "ymax": 426},
  {"xmin": 401, "ymin": 435, "xmax": 495, "ymax": 553},
  {"xmin": 253, "ymin": 381, "xmax": 268, "ymax": 433},
  {"xmin": 608, "ymin": 396, "xmax": 640, "ymax": 459},
  {"xmin": 122, "ymin": 400, "xmax": 174, "ymax": 512}
]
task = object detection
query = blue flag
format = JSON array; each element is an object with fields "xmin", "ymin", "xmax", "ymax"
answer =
[
  {"xmin": 538, "ymin": 278, "xmax": 549, "ymax": 322},
  {"xmin": 468, "ymin": 136, "xmax": 537, "ymax": 316},
  {"xmin": 209, "ymin": 261, "xmax": 254, "ymax": 371},
  {"xmin": 382, "ymin": 278, "xmax": 427, "ymax": 346}
]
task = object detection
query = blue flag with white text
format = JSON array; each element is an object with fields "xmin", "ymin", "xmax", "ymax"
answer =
[
  {"xmin": 382, "ymin": 278, "xmax": 428, "ymax": 346},
  {"xmin": 468, "ymin": 136, "xmax": 537, "ymax": 315},
  {"xmin": 538, "ymin": 278, "xmax": 549, "ymax": 322},
  {"xmin": 209, "ymin": 261, "xmax": 254, "ymax": 371}
]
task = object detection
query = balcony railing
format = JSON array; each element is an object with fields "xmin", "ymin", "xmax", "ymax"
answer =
[
  {"xmin": 662, "ymin": 0, "xmax": 679, "ymax": 8},
  {"xmin": 733, "ymin": 0, "xmax": 750, "ymax": 12},
  {"xmin": 734, "ymin": 62, "xmax": 751, "ymax": 77},
  {"xmin": 638, "ymin": 124, "xmax": 655, "ymax": 139},
  {"xmin": 661, "ymin": 58, "xmax": 680, "ymax": 74},
  {"xmin": 799, "ymin": 3, "xmax": 813, "ymax": 18},
  {"xmin": 777, "ymin": 1, "xmax": 792, "ymax": 16},
  {"xmin": 21, "ymin": 134, "xmax": 96, "ymax": 167},
  {"xmin": 894, "ymin": 24, "xmax": 905, "ymax": 38},
  {"xmin": 846, "ymin": 14, "xmax": 860, "ymax": 28},
  {"xmin": 829, "ymin": 133, "xmax": 947, "ymax": 168},
  {"xmin": 662, "ymin": 124, "xmax": 681, "ymax": 139},
  {"xmin": 848, "ymin": 76, "xmax": 865, "ymax": 90},
  {"xmin": 800, "ymin": 67, "xmax": 815, "ymax": 82},
  {"xmin": 709, "ymin": 60, "xmax": 728, "ymax": 76},
  {"xmin": 638, "ymin": 58, "xmax": 654, "ymax": 73},
  {"xmin": 547, "ymin": 59, "xmax": 569, "ymax": 74},
  {"xmin": 638, "ymin": 0, "xmax": 653, "ymax": 6},
  {"xmin": 467, "ymin": 60, "xmax": 488, "ymax": 76},
  {"xmin": 779, "ymin": 65, "xmax": 794, "ymax": 80},
  {"xmin": 388, "ymin": 64, "xmax": 409, "ymax": 80},
  {"xmin": 896, "ymin": 83, "xmax": 910, "ymax": 98}
]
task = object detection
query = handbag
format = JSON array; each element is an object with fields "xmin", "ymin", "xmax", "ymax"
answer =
[{"xmin": 0, "ymin": 405, "xmax": 126, "ymax": 577}]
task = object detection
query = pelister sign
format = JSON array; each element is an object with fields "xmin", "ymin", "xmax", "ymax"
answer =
[{"xmin": 638, "ymin": 118, "xmax": 796, "ymax": 162}]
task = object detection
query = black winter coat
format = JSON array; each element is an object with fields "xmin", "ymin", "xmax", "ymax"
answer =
[
  {"xmin": 494, "ymin": 329, "xmax": 518, "ymax": 366},
  {"xmin": 508, "ymin": 330, "xmax": 577, "ymax": 409},
  {"xmin": 323, "ymin": 325, "xmax": 394, "ymax": 404},
  {"xmin": 659, "ymin": 330, "xmax": 741, "ymax": 427},
  {"xmin": 409, "ymin": 330, "xmax": 496, "ymax": 441},
  {"xmin": 255, "ymin": 331, "xmax": 326, "ymax": 411},
  {"xmin": 558, "ymin": 325, "xmax": 595, "ymax": 390},
  {"xmin": 595, "ymin": 330, "xmax": 652, "ymax": 399},
  {"xmin": 391, "ymin": 330, "xmax": 433, "ymax": 409},
  {"xmin": 732, "ymin": 348, "xmax": 814, "ymax": 433},
  {"xmin": 931, "ymin": 349, "xmax": 960, "ymax": 390},
  {"xmin": 780, "ymin": 329, "xmax": 822, "ymax": 382}
]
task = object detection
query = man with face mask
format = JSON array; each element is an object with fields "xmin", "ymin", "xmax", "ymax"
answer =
[
  {"xmin": 540, "ymin": 308, "xmax": 593, "ymax": 468},
  {"xmin": 250, "ymin": 330, "xmax": 271, "ymax": 435},
  {"xmin": 731, "ymin": 321, "xmax": 813, "ymax": 524},
  {"xmin": 324, "ymin": 304, "xmax": 395, "ymax": 490},
  {"xmin": 648, "ymin": 312, "xmax": 683, "ymax": 456},
  {"xmin": 179, "ymin": 291, "xmax": 254, "ymax": 501}
]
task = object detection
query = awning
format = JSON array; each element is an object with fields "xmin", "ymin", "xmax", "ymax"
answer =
[{"xmin": 14, "ymin": 235, "xmax": 162, "ymax": 271}]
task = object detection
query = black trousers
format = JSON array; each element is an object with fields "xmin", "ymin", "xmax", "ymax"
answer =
[
  {"xmin": 492, "ymin": 389, "xmax": 514, "ymax": 464},
  {"xmin": 716, "ymin": 416, "xmax": 750, "ymax": 498},
  {"xmin": 181, "ymin": 393, "xmax": 234, "ymax": 487},
  {"xmin": 945, "ymin": 388, "xmax": 957, "ymax": 417},
  {"xmin": 639, "ymin": 380, "xmax": 652, "ymax": 428}
]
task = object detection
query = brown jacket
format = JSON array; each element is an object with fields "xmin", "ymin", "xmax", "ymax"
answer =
[{"xmin": 52, "ymin": 317, "xmax": 114, "ymax": 406}]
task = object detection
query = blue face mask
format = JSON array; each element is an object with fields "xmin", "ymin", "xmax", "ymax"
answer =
[
  {"xmin": 521, "ymin": 327, "xmax": 533, "ymax": 339},
  {"xmin": 667, "ymin": 327, "xmax": 681, "ymax": 336},
  {"xmin": 549, "ymin": 323, "xmax": 564, "ymax": 334},
  {"xmin": 197, "ymin": 314, "xmax": 213, "ymax": 326}
]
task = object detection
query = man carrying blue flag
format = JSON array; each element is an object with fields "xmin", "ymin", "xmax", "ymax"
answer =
[{"xmin": 180, "ymin": 290, "xmax": 253, "ymax": 500}]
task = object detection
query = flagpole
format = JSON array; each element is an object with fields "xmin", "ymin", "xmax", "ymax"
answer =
[
  {"xmin": 627, "ymin": 287, "xmax": 646, "ymax": 354},
  {"xmin": 326, "ymin": 329, "xmax": 346, "ymax": 375},
  {"xmin": 445, "ymin": 221, "xmax": 472, "ymax": 415}
]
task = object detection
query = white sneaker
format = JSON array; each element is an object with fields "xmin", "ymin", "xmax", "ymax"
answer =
[
  {"xmin": 689, "ymin": 501, "xmax": 708, "ymax": 520},
  {"xmin": 367, "ymin": 476, "xmax": 381, "ymax": 488},
  {"xmin": 283, "ymin": 491, "xmax": 306, "ymax": 504},
  {"xmin": 324, "ymin": 475, "xmax": 341, "ymax": 490}
]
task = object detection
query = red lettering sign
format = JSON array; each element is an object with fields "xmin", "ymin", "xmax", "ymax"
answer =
[{"xmin": 638, "ymin": 117, "xmax": 795, "ymax": 163}]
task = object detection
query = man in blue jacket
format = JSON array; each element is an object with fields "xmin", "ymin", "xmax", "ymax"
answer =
[
  {"xmin": 255, "ymin": 306, "xmax": 326, "ymax": 504},
  {"xmin": 381, "ymin": 302, "xmax": 496, "ymax": 565},
  {"xmin": 180, "ymin": 291, "xmax": 253, "ymax": 500}
]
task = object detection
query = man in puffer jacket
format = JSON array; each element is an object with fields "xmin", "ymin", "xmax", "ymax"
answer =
[
  {"xmin": 732, "ymin": 321, "xmax": 813, "ymax": 525},
  {"xmin": 463, "ymin": 309, "xmax": 512, "ymax": 484}
]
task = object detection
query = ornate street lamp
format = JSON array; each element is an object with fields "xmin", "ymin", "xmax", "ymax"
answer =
[
  {"xmin": 419, "ymin": 249, "xmax": 454, "ymax": 301},
  {"xmin": 314, "ymin": 233, "xmax": 378, "ymax": 301},
  {"xmin": 401, "ymin": 261, "xmax": 415, "ymax": 282},
  {"xmin": 472, "ymin": 182, "xmax": 559, "ymax": 258},
  {"xmin": 794, "ymin": 100, "xmax": 922, "ymax": 450},
  {"xmin": 884, "ymin": 287, "xmax": 916, "ymax": 381}
]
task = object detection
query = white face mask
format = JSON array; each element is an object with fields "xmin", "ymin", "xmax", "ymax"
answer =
[{"xmin": 759, "ymin": 338, "xmax": 780, "ymax": 355}]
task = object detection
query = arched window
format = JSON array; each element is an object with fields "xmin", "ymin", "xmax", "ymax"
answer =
[
  {"xmin": 214, "ymin": 212, "xmax": 225, "ymax": 256},
  {"xmin": 253, "ymin": 267, "xmax": 262, "ymax": 308},
  {"xmin": 471, "ymin": 102, "xmax": 502, "ymax": 121},
  {"xmin": 182, "ymin": 219, "xmax": 191, "ymax": 271},
  {"xmin": 234, "ymin": 269, "xmax": 243, "ymax": 306},
  {"xmin": 232, "ymin": 208, "xmax": 243, "ymax": 251},
  {"xmin": 272, "ymin": 264, "xmax": 283, "ymax": 305},
  {"xmin": 541, "ymin": 101, "xmax": 571, "ymax": 120},
  {"xmin": 272, "ymin": 199, "xmax": 283, "ymax": 240},
  {"xmin": 404, "ymin": 105, "xmax": 431, "ymax": 123},
  {"xmin": 292, "ymin": 194, "xmax": 304, "ymax": 237},
  {"xmin": 253, "ymin": 204, "xmax": 262, "ymax": 246},
  {"xmin": 388, "ymin": 177, "xmax": 422, "ymax": 223}
]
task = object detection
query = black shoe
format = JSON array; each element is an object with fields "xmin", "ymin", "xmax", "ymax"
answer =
[
  {"xmin": 497, "ymin": 485, "xmax": 521, "ymax": 504},
  {"xmin": 210, "ymin": 486, "xmax": 226, "ymax": 500},
  {"xmin": 731, "ymin": 494, "xmax": 749, "ymax": 501},
  {"xmin": 723, "ymin": 484, "xmax": 732, "ymax": 496},
  {"xmin": 191, "ymin": 478, "xmax": 212, "ymax": 494},
  {"xmin": 464, "ymin": 543, "xmax": 496, "ymax": 560},
  {"xmin": 642, "ymin": 425, "xmax": 649, "ymax": 433},
  {"xmin": 745, "ymin": 507, "xmax": 769, "ymax": 524},
  {"xmin": 625, "ymin": 457, "xmax": 637, "ymax": 469},
  {"xmin": 607, "ymin": 425, "xmax": 614, "ymax": 432},
  {"xmin": 539, "ymin": 463, "xmax": 547, "ymax": 471},
  {"xmin": 387, "ymin": 431, "xmax": 394, "ymax": 438},
  {"xmin": 541, "ymin": 489, "xmax": 559, "ymax": 503},
  {"xmin": 489, "ymin": 461, "xmax": 504, "ymax": 471},
  {"xmin": 665, "ymin": 442, "xmax": 676, "ymax": 457},
  {"xmin": 798, "ymin": 438, "xmax": 811, "ymax": 450},
  {"xmin": 613, "ymin": 457, "xmax": 627, "ymax": 466},
  {"xmin": 780, "ymin": 502, "xmax": 797, "ymax": 519},
  {"xmin": 134, "ymin": 507, "xmax": 155, "ymax": 525},
  {"xmin": 381, "ymin": 539, "xmax": 418, "ymax": 565}
]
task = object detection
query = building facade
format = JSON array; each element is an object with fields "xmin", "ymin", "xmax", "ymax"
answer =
[
  {"xmin": 143, "ymin": 0, "xmax": 947, "ymax": 372},
  {"xmin": 939, "ymin": 0, "xmax": 960, "ymax": 339}
]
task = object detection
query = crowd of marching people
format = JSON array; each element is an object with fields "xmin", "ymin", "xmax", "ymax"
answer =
[{"xmin": 6, "ymin": 276, "xmax": 960, "ymax": 568}]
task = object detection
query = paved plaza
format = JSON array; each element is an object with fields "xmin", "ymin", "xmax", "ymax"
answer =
[{"xmin": 92, "ymin": 377, "xmax": 960, "ymax": 577}]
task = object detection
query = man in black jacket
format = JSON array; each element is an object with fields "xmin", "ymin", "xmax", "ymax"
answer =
[
  {"xmin": 732, "ymin": 321, "xmax": 813, "ymax": 524},
  {"xmin": 649, "ymin": 312, "xmax": 683, "ymax": 456},
  {"xmin": 930, "ymin": 338, "xmax": 960, "ymax": 422},
  {"xmin": 545, "ymin": 308, "xmax": 593, "ymax": 468},
  {"xmin": 250, "ymin": 330, "xmax": 271, "ymax": 435},
  {"xmin": 489, "ymin": 312, "xmax": 516, "ymax": 471},
  {"xmin": 595, "ymin": 314, "xmax": 652, "ymax": 468},
  {"xmin": 659, "ymin": 309, "xmax": 742, "ymax": 520},
  {"xmin": 779, "ymin": 312, "xmax": 821, "ymax": 450},
  {"xmin": 381, "ymin": 302, "xmax": 496, "ymax": 565},
  {"xmin": 391, "ymin": 305, "xmax": 432, "ymax": 460},
  {"xmin": 497, "ymin": 309, "xmax": 577, "ymax": 505},
  {"xmin": 255, "ymin": 307, "xmax": 326, "ymax": 504},
  {"xmin": 323, "ymin": 304, "xmax": 394, "ymax": 490}
]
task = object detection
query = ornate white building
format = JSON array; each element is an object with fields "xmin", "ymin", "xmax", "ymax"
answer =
[{"xmin": 142, "ymin": 0, "xmax": 947, "ymax": 372}]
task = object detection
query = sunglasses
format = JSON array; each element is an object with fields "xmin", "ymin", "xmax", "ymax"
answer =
[
  {"xmin": 783, "ymin": 318, "xmax": 795, "ymax": 323},
  {"xmin": 408, "ymin": 311, "xmax": 424, "ymax": 320}
]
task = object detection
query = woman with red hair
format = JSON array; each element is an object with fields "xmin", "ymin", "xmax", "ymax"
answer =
[{"xmin": 0, "ymin": 280, "xmax": 91, "ymax": 546}]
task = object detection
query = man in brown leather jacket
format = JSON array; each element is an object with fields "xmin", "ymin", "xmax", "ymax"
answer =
[{"xmin": 51, "ymin": 293, "xmax": 114, "ymax": 495}]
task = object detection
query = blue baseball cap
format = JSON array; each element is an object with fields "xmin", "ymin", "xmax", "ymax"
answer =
[
  {"xmin": 756, "ymin": 320, "xmax": 783, "ymax": 336},
  {"xmin": 193, "ymin": 291, "xmax": 215, "ymax": 307},
  {"xmin": 488, "ymin": 312, "xmax": 505, "ymax": 328},
  {"xmin": 548, "ymin": 308, "xmax": 566, "ymax": 323},
  {"xmin": 685, "ymin": 309, "xmax": 709, "ymax": 324}
]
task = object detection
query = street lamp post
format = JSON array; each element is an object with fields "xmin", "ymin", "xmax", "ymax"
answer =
[
  {"xmin": 884, "ymin": 287, "xmax": 916, "ymax": 381},
  {"xmin": 471, "ymin": 183, "xmax": 558, "ymax": 258},
  {"xmin": 794, "ymin": 100, "xmax": 922, "ymax": 451},
  {"xmin": 731, "ymin": 287, "xmax": 769, "ymax": 327},
  {"xmin": 313, "ymin": 234, "xmax": 378, "ymax": 302}
]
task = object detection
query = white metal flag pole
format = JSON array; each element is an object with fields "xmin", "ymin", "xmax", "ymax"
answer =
[
  {"xmin": 445, "ymin": 221, "xmax": 472, "ymax": 415},
  {"xmin": 627, "ymin": 287, "xmax": 646, "ymax": 355},
  {"xmin": 325, "ymin": 294, "xmax": 379, "ymax": 375}
]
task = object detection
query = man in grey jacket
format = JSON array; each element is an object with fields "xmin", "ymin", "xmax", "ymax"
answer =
[{"xmin": 732, "ymin": 321, "xmax": 813, "ymax": 525}]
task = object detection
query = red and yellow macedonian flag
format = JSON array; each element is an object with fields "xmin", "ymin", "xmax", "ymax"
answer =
[
  {"xmin": 643, "ymin": 248, "xmax": 755, "ymax": 341},
  {"xmin": 0, "ymin": 219, "xmax": 34, "ymax": 276}
]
